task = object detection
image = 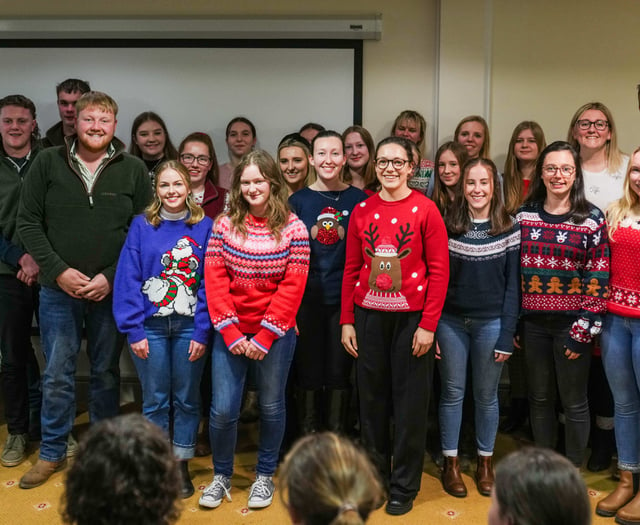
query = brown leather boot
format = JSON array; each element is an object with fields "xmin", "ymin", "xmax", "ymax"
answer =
[
  {"xmin": 596, "ymin": 470, "xmax": 637, "ymax": 517},
  {"xmin": 19, "ymin": 458, "xmax": 67, "ymax": 489},
  {"xmin": 616, "ymin": 486, "xmax": 640, "ymax": 525},
  {"xmin": 442, "ymin": 455, "xmax": 467, "ymax": 497},
  {"xmin": 476, "ymin": 455, "xmax": 494, "ymax": 496}
]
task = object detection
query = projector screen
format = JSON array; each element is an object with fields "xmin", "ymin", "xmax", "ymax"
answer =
[{"xmin": 0, "ymin": 42, "xmax": 360, "ymax": 162}]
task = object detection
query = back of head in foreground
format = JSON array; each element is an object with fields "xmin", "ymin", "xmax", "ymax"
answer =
[
  {"xmin": 279, "ymin": 432, "xmax": 384, "ymax": 525},
  {"xmin": 61, "ymin": 413, "xmax": 181, "ymax": 525},
  {"xmin": 490, "ymin": 447, "xmax": 591, "ymax": 525}
]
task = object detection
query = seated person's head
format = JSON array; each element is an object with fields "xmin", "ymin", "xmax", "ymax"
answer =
[
  {"xmin": 62, "ymin": 413, "xmax": 181, "ymax": 525},
  {"xmin": 489, "ymin": 447, "xmax": 591, "ymax": 525},
  {"xmin": 279, "ymin": 432, "xmax": 384, "ymax": 525}
]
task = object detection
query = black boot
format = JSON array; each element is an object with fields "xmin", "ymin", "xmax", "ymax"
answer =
[
  {"xmin": 325, "ymin": 389, "xmax": 351, "ymax": 434},
  {"xmin": 588, "ymin": 426, "xmax": 615, "ymax": 472},
  {"xmin": 499, "ymin": 397, "xmax": 528, "ymax": 434},
  {"xmin": 179, "ymin": 460, "xmax": 194, "ymax": 499},
  {"xmin": 295, "ymin": 389, "xmax": 322, "ymax": 435}
]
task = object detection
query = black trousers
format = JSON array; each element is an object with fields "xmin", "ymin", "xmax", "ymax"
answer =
[
  {"xmin": 0, "ymin": 275, "xmax": 40, "ymax": 434},
  {"xmin": 355, "ymin": 306, "xmax": 434, "ymax": 499}
]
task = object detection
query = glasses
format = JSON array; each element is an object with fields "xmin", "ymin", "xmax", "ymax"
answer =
[
  {"xmin": 542, "ymin": 165, "xmax": 576, "ymax": 177},
  {"xmin": 180, "ymin": 153, "xmax": 211, "ymax": 166},
  {"xmin": 375, "ymin": 158, "xmax": 409, "ymax": 170},
  {"xmin": 576, "ymin": 119, "xmax": 609, "ymax": 131}
]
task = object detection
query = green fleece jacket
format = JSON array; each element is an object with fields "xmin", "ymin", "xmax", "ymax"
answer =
[
  {"xmin": 0, "ymin": 142, "xmax": 41, "ymax": 276},
  {"xmin": 17, "ymin": 137, "xmax": 152, "ymax": 288}
]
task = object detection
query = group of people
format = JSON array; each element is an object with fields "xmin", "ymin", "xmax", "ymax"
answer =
[{"xmin": 0, "ymin": 74, "xmax": 638, "ymax": 522}]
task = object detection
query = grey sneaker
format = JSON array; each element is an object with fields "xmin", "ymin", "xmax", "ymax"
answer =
[
  {"xmin": 66, "ymin": 434, "xmax": 78, "ymax": 458},
  {"xmin": 199, "ymin": 474, "xmax": 232, "ymax": 508},
  {"xmin": 248, "ymin": 474, "xmax": 275, "ymax": 509},
  {"xmin": 1, "ymin": 433, "xmax": 28, "ymax": 467}
]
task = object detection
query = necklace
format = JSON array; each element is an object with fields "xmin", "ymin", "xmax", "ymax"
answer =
[{"xmin": 316, "ymin": 190, "xmax": 341, "ymax": 202}]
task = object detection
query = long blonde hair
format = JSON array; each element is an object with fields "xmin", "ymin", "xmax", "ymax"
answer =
[
  {"xmin": 225, "ymin": 150, "xmax": 290, "ymax": 243},
  {"xmin": 607, "ymin": 146, "xmax": 640, "ymax": 239},
  {"xmin": 145, "ymin": 161, "xmax": 204, "ymax": 227}
]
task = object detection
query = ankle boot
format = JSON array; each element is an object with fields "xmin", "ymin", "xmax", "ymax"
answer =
[
  {"xmin": 441, "ymin": 456, "xmax": 467, "ymax": 497},
  {"xmin": 295, "ymin": 388, "xmax": 322, "ymax": 435},
  {"xmin": 616, "ymin": 482, "xmax": 640, "ymax": 525},
  {"xmin": 179, "ymin": 460, "xmax": 194, "ymax": 499},
  {"xmin": 325, "ymin": 389, "xmax": 350, "ymax": 434},
  {"xmin": 476, "ymin": 455, "xmax": 494, "ymax": 496},
  {"xmin": 597, "ymin": 470, "xmax": 638, "ymax": 517},
  {"xmin": 588, "ymin": 426, "xmax": 615, "ymax": 472},
  {"xmin": 499, "ymin": 397, "xmax": 528, "ymax": 434}
]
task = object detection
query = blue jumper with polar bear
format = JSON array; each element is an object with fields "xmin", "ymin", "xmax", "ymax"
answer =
[{"xmin": 113, "ymin": 213, "xmax": 213, "ymax": 346}]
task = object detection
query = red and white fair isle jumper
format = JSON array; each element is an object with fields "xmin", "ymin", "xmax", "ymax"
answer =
[
  {"xmin": 608, "ymin": 219, "xmax": 640, "ymax": 319},
  {"xmin": 204, "ymin": 213, "xmax": 310, "ymax": 353}
]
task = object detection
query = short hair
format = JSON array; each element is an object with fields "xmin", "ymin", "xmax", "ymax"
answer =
[
  {"xmin": 61, "ymin": 413, "xmax": 181, "ymax": 525},
  {"xmin": 432, "ymin": 141, "xmax": 468, "ymax": 215},
  {"xmin": 454, "ymin": 115, "xmax": 491, "ymax": 159},
  {"xmin": 75, "ymin": 91, "xmax": 118, "ymax": 117},
  {"xmin": 145, "ymin": 160, "xmax": 205, "ymax": 227},
  {"xmin": 129, "ymin": 111, "xmax": 178, "ymax": 161},
  {"xmin": 342, "ymin": 125, "xmax": 377, "ymax": 189},
  {"xmin": 503, "ymin": 121, "xmax": 547, "ymax": 215},
  {"xmin": 494, "ymin": 447, "xmax": 591, "ymax": 525},
  {"xmin": 390, "ymin": 109, "xmax": 427, "ymax": 148},
  {"xmin": 524, "ymin": 140, "xmax": 591, "ymax": 224},
  {"xmin": 566, "ymin": 101, "xmax": 625, "ymax": 173},
  {"xmin": 56, "ymin": 78, "xmax": 91, "ymax": 96},
  {"xmin": 299, "ymin": 122, "xmax": 326, "ymax": 134},
  {"xmin": 279, "ymin": 433, "xmax": 384, "ymax": 525},
  {"xmin": 0, "ymin": 94, "xmax": 40, "ymax": 141},
  {"xmin": 178, "ymin": 131, "xmax": 220, "ymax": 186},
  {"xmin": 225, "ymin": 116, "xmax": 256, "ymax": 140}
]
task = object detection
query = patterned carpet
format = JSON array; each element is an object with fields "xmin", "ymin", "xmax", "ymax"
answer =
[{"xmin": 0, "ymin": 412, "xmax": 617, "ymax": 525}]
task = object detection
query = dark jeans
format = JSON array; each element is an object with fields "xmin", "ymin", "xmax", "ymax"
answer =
[
  {"xmin": 0, "ymin": 275, "xmax": 40, "ymax": 435},
  {"xmin": 295, "ymin": 301, "xmax": 353, "ymax": 390},
  {"xmin": 355, "ymin": 307, "xmax": 434, "ymax": 500},
  {"xmin": 523, "ymin": 315, "xmax": 591, "ymax": 466}
]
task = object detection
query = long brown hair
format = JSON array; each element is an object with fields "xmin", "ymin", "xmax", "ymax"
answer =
[
  {"xmin": 503, "ymin": 121, "xmax": 546, "ymax": 215},
  {"xmin": 178, "ymin": 132, "xmax": 220, "ymax": 186},
  {"xmin": 454, "ymin": 115, "xmax": 491, "ymax": 159},
  {"xmin": 129, "ymin": 111, "xmax": 178, "ymax": 161},
  {"xmin": 432, "ymin": 141, "xmax": 468, "ymax": 216},
  {"xmin": 446, "ymin": 158, "xmax": 512, "ymax": 236},
  {"xmin": 225, "ymin": 150, "xmax": 290, "ymax": 243},
  {"xmin": 342, "ymin": 125, "xmax": 377, "ymax": 190}
]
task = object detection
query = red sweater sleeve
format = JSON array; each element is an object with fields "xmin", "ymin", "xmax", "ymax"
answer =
[{"xmin": 341, "ymin": 205, "xmax": 365, "ymax": 325}]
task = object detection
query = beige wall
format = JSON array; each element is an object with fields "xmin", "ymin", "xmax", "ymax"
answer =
[{"xmin": 6, "ymin": 0, "xmax": 439, "ymax": 156}]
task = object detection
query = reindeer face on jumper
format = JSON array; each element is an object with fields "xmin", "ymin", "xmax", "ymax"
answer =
[{"xmin": 363, "ymin": 223, "xmax": 413, "ymax": 293}]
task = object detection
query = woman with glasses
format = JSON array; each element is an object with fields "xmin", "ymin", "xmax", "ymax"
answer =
[
  {"xmin": 568, "ymin": 102, "xmax": 628, "ymax": 472},
  {"xmin": 341, "ymin": 136, "xmax": 449, "ymax": 516},
  {"xmin": 129, "ymin": 112, "xmax": 178, "ymax": 183},
  {"xmin": 517, "ymin": 141, "xmax": 609, "ymax": 467}
]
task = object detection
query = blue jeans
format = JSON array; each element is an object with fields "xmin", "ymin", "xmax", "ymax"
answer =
[
  {"xmin": 131, "ymin": 315, "xmax": 206, "ymax": 460},
  {"xmin": 209, "ymin": 329, "xmax": 296, "ymax": 477},
  {"xmin": 437, "ymin": 313, "xmax": 503, "ymax": 454},
  {"xmin": 39, "ymin": 286, "xmax": 123, "ymax": 462},
  {"xmin": 601, "ymin": 313, "xmax": 640, "ymax": 471}
]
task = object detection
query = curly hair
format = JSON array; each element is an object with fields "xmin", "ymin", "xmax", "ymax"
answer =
[
  {"xmin": 279, "ymin": 432, "xmax": 384, "ymax": 525},
  {"xmin": 61, "ymin": 413, "xmax": 181, "ymax": 525}
]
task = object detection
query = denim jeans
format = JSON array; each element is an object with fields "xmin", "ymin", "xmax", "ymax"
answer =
[
  {"xmin": 523, "ymin": 315, "xmax": 591, "ymax": 467},
  {"xmin": 437, "ymin": 312, "xmax": 504, "ymax": 454},
  {"xmin": 601, "ymin": 313, "xmax": 640, "ymax": 471},
  {"xmin": 131, "ymin": 314, "xmax": 206, "ymax": 460},
  {"xmin": 209, "ymin": 328, "xmax": 296, "ymax": 477},
  {"xmin": 38, "ymin": 286, "xmax": 124, "ymax": 462}
]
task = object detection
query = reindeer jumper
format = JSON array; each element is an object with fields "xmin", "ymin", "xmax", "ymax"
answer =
[
  {"xmin": 341, "ymin": 191, "xmax": 449, "ymax": 331},
  {"xmin": 113, "ymin": 214, "xmax": 214, "ymax": 346},
  {"xmin": 517, "ymin": 201, "xmax": 609, "ymax": 353}
]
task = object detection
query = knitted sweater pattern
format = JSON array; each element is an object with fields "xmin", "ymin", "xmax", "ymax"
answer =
[
  {"xmin": 517, "ymin": 202, "xmax": 610, "ymax": 352},
  {"xmin": 607, "ymin": 220, "xmax": 640, "ymax": 319},
  {"xmin": 205, "ymin": 213, "xmax": 310, "ymax": 352}
]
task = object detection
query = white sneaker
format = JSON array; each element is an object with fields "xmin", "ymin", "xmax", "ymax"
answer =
[
  {"xmin": 248, "ymin": 474, "xmax": 275, "ymax": 509},
  {"xmin": 199, "ymin": 474, "xmax": 232, "ymax": 509}
]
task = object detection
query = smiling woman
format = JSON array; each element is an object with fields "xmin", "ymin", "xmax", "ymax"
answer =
[{"xmin": 129, "ymin": 111, "xmax": 178, "ymax": 182}]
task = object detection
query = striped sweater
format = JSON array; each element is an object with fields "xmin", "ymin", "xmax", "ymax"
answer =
[
  {"xmin": 204, "ymin": 213, "xmax": 310, "ymax": 353},
  {"xmin": 517, "ymin": 202, "xmax": 610, "ymax": 353}
]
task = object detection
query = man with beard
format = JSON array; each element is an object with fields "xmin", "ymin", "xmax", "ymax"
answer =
[
  {"xmin": 0, "ymin": 95, "xmax": 43, "ymax": 468},
  {"xmin": 17, "ymin": 91, "xmax": 152, "ymax": 488},
  {"xmin": 42, "ymin": 78, "xmax": 90, "ymax": 148}
]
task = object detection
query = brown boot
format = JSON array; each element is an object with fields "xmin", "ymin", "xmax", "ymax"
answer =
[
  {"xmin": 476, "ymin": 455, "xmax": 494, "ymax": 496},
  {"xmin": 616, "ymin": 487, "xmax": 640, "ymax": 525},
  {"xmin": 442, "ymin": 455, "xmax": 467, "ymax": 497},
  {"xmin": 596, "ymin": 470, "xmax": 637, "ymax": 517},
  {"xmin": 19, "ymin": 458, "xmax": 67, "ymax": 489}
]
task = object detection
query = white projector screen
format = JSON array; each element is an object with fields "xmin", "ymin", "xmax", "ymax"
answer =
[{"xmin": 0, "ymin": 44, "xmax": 359, "ymax": 162}]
